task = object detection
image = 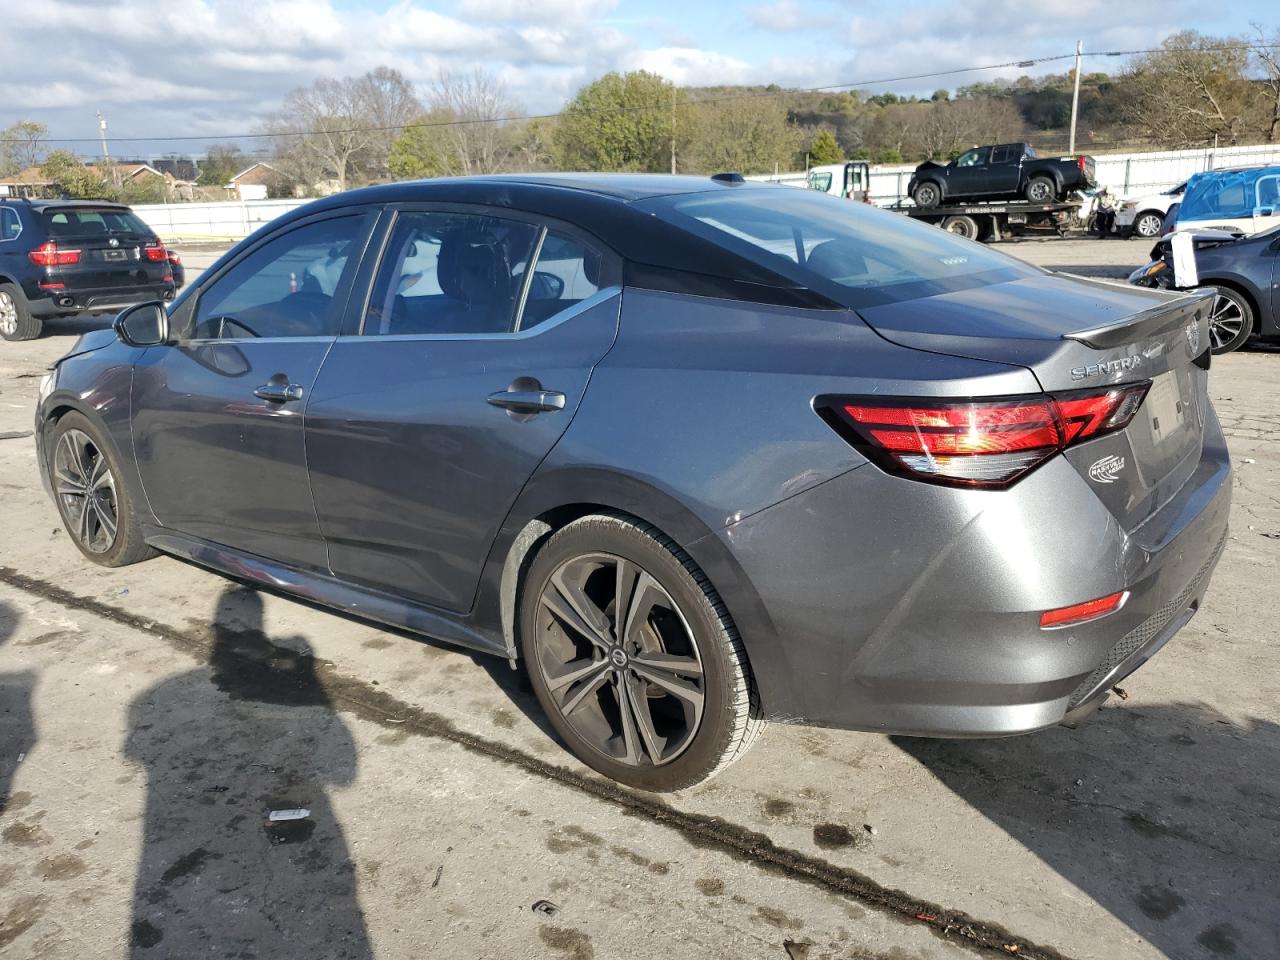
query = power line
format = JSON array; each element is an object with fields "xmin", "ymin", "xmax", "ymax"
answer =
[{"xmin": 4, "ymin": 42, "xmax": 1278, "ymax": 146}]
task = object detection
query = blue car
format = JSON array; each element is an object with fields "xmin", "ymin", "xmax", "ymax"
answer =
[{"xmin": 35, "ymin": 175, "xmax": 1230, "ymax": 790}]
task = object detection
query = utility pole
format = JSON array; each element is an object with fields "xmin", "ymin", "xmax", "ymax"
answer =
[
  {"xmin": 670, "ymin": 84, "xmax": 677, "ymax": 175},
  {"xmin": 97, "ymin": 111, "xmax": 118, "ymax": 186},
  {"xmin": 1068, "ymin": 40, "xmax": 1083, "ymax": 155}
]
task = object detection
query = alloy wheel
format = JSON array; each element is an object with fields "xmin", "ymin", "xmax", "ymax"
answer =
[
  {"xmin": 0, "ymin": 291, "xmax": 16, "ymax": 337},
  {"xmin": 1208, "ymin": 294, "xmax": 1245, "ymax": 352},
  {"xmin": 532, "ymin": 552, "xmax": 705, "ymax": 768},
  {"xmin": 1135, "ymin": 213, "xmax": 1163, "ymax": 238},
  {"xmin": 53, "ymin": 428, "xmax": 119, "ymax": 554}
]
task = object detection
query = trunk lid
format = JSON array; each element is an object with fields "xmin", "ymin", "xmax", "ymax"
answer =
[{"xmin": 857, "ymin": 274, "xmax": 1214, "ymax": 532}]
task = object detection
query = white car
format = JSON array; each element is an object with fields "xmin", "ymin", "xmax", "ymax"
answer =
[{"xmin": 1114, "ymin": 181, "xmax": 1185, "ymax": 239}]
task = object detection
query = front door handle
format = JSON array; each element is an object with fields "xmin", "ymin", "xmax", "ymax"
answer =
[
  {"xmin": 487, "ymin": 388, "xmax": 566, "ymax": 414},
  {"xmin": 254, "ymin": 381, "xmax": 305, "ymax": 403}
]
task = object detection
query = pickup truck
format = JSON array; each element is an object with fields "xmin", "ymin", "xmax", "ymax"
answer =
[{"xmin": 908, "ymin": 143, "xmax": 1095, "ymax": 207}]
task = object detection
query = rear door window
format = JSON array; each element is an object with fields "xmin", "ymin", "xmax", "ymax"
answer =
[{"xmin": 0, "ymin": 207, "xmax": 20, "ymax": 241}]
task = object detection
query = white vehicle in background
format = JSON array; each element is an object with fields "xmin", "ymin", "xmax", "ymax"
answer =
[
  {"xmin": 1115, "ymin": 181, "xmax": 1186, "ymax": 239},
  {"xmin": 806, "ymin": 161, "xmax": 872, "ymax": 202}
]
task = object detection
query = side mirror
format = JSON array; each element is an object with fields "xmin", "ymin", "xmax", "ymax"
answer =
[{"xmin": 114, "ymin": 301, "xmax": 169, "ymax": 347}]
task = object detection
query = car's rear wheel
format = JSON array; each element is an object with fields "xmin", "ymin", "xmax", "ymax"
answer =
[
  {"xmin": 1201, "ymin": 287, "xmax": 1254, "ymax": 355},
  {"xmin": 912, "ymin": 181, "xmax": 941, "ymax": 208},
  {"xmin": 941, "ymin": 215, "xmax": 979, "ymax": 239},
  {"xmin": 520, "ymin": 514, "xmax": 763, "ymax": 791},
  {"xmin": 1025, "ymin": 176, "xmax": 1056, "ymax": 203},
  {"xmin": 0, "ymin": 283, "xmax": 41, "ymax": 342},
  {"xmin": 1133, "ymin": 211, "xmax": 1164, "ymax": 239},
  {"xmin": 48, "ymin": 412, "xmax": 155, "ymax": 566}
]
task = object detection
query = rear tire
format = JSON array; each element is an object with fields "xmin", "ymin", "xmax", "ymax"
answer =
[
  {"xmin": 1200, "ymin": 286, "xmax": 1254, "ymax": 355},
  {"xmin": 1025, "ymin": 176, "xmax": 1056, "ymax": 203},
  {"xmin": 519, "ymin": 513, "xmax": 763, "ymax": 791},
  {"xmin": 912, "ymin": 181, "xmax": 942, "ymax": 208},
  {"xmin": 941, "ymin": 215, "xmax": 979, "ymax": 240},
  {"xmin": 48, "ymin": 412, "xmax": 156, "ymax": 567},
  {"xmin": 0, "ymin": 283, "xmax": 41, "ymax": 342},
  {"xmin": 1133, "ymin": 211, "xmax": 1164, "ymax": 239}
]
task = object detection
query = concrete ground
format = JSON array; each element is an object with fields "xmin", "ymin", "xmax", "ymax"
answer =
[{"xmin": 1, "ymin": 237, "xmax": 1277, "ymax": 960}]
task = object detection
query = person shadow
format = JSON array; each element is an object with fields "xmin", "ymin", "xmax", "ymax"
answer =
[
  {"xmin": 125, "ymin": 586, "xmax": 373, "ymax": 958},
  {"xmin": 895, "ymin": 702, "xmax": 1280, "ymax": 959},
  {"xmin": 0, "ymin": 601, "xmax": 36, "ymax": 816}
]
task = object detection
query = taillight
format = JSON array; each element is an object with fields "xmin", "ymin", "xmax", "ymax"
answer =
[
  {"xmin": 143, "ymin": 240, "xmax": 168, "ymax": 262},
  {"xmin": 818, "ymin": 382, "xmax": 1150, "ymax": 488},
  {"xmin": 1077, "ymin": 155, "xmax": 1087, "ymax": 172},
  {"xmin": 28, "ymin": 241, "xmax": 81, "ymax": 266}
]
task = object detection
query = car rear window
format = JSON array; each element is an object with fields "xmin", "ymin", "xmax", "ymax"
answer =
[
  {"xmin": 635, "ymin": 188, "xmax": 1037, "ymax": 307},
  {"xmin": 41, "ymin": 208, "xmax": 152, "ymax": 238}
]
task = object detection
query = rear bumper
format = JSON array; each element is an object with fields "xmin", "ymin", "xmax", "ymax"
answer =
[
  {"xmin": 27, "ymin": 284, "xmax": 174, "ymax": 317},
  {"xmin": 713, "ymin": 407, "xmax": 1232, "ymax": 736}
]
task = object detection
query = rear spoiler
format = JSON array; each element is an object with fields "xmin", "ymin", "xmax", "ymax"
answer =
[{"xmin": 1062, "ymin": 290, "xmax": 1212, "ymax": 349}]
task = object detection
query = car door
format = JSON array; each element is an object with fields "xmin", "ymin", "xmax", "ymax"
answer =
[
  {"xmin": 130, "ymin": 210, "xmax": 374, "ymax": 571},
  {"xmin": 304, "ymin": 207, "xmax": 622, "ymax": 612},
  {"xmin": 946, "ymin": 147, "xmax": 990, "ymax": 198},
  {"xmin": 985, "ymin": 145, "xmax": 1022, "ymax": 195}
]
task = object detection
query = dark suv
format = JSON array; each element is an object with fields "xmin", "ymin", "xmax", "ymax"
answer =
[{"xmin": 0, "ymin": 198, "xmax": 175, "ymax": 341}]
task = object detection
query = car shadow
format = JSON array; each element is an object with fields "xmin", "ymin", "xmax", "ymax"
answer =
[
  {"xmin": 0, "ymin": 601, "xmax": 36, "ymax": 817},
  {"xmin": 39, "ymin": 313, "xmax": 117, "ymax": 337},
  {"xmin": 124, "ymin": 586, "xmax": 373, "ymax": 958},
  {"xmin": 894, "ymin": 702, "xmax": 1280, "ymax": 958}
]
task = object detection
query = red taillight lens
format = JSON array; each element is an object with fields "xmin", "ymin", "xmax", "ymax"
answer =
[
  {"xmin": 1077, "ymin": 155, "xmax": 1087, "ymax": 171},
  {"xmin": 1040, "ymin": 591, "xmax": 1127, "ymax": 629},
  {"xmin": 143, "ymin": 240, "xmax": 168, "ymax": 262},
  {"xmin": 38, "ymin": 281, "xmax": 66, "ymax": 290},
  {"xmin": 821, "ymin": 382, "xmax": 1150, "ymax": 488},
  {"xmin": 28, "ymin": 241, "xmax": 81, "ymax": 266}
]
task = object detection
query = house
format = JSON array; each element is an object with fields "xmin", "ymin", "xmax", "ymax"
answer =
[
  {"xmin": 227, "ymin": 162, "xmax": 281, "ymax": 201},
  {"xmin": 0, "ymin": 166, "xmax": 52, "ymax": 198}
]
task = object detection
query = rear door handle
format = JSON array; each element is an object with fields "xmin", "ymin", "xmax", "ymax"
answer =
[
  {"xmin": 487, "ymin": 389, "xmax": 566, "ymax": 414},
  {"xmin": 254, "ymin": 382, "xmax": 305, "ymax": 403}
]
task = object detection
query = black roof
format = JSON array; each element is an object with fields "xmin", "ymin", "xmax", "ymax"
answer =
[{"xmin": 1, "ymin": 197, "xmax": 131, "ymax": 211}]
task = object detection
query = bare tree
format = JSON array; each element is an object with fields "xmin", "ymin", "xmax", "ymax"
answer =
[
  {"xmin": 0, "ymin": 120, "xmax": 48, "ymax": 176},
  {"xmin": 1122, "ymin": 32, "xmax": 1253, "ymax": 147},
  {"xmin": 425, "ymin": 69, "xmax": 520, "ymax": 175},
  {"xmin": 354, "ymin": 67, "xmax": 421, "ymax": 180},
  {"xmin": 1250, "ymin": 24, "xmax": 1280, "ymax": 143}
]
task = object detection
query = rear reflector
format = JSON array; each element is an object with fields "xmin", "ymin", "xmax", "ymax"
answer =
[
  {"xmin": 38, "ymin": 281, "xmax": 66, "ymax": 291},
  {"xmin": 819, "ymin": 382, "xmax": 1150, "ymax": 488},
  {"xmin": 1040, "ymin": 591, "xmax": 1127, "ymax": 629}
]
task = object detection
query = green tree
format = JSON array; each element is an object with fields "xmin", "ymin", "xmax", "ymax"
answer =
[
  {"xmin": 197, "ymin": 143, "xmax": 245, "ymax": 186},
  {"xmin": 808, "ymin": 128, "xmax": 845, "ymax": 165},
  {"xmin": 555, "ymin": 71, "xmax": 688, "ymax": 172},
  {"xmin": 0, "ymin": 120, "xmax": 48, "ymax": 176},
  {"xmin": 686, "ymin": 98, "xmax": 803, "ymax": 175},
  {"xmin": 40, "ymin": 151, "xmax": 115, "ymax": 199},
  {"xmin": 931, "ymin": 89, "xmax": 950, "ymax": 102},
  {"xmin": 387, "ymin": 122, "xmax": 448, "ymax": 180}
]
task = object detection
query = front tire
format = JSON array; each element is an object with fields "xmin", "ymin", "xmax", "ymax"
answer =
[
  {"xmin": 48, "ymin": 412, "xmax": 156, "ymax": 566},
  {"xmin": 0, "ymin": 283, "xmax": 41, "ymax": 342},
  {"xmin": 1133, "ymin": 211, "xmax": 1164, "ymax": 239},
  {"xmin": 1200, "ymin": 287, "xmax": 1254, "ymax": 355},
  {"xmin": 519, "ymin": 514, "xmax": 763, "ymax": 791},
  {"xmin": 912, "ymin": 181, "xmax": 942, "ymax": 208},
  {"xmin": 1025, "ymin": 176, "xmax": 1056, "ymax": 203}
]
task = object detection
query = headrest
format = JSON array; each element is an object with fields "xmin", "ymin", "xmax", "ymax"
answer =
[
  {"xmin": 804, "ymin": 239, "xmax": 866, "ymax": 277},
  {"xmin": 438, "ymin": 231, "xmax": 512, "ymax": 304}
]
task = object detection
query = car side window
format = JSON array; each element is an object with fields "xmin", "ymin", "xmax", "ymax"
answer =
[
  {"xmin": 990, "ymin": 147, "xmax": 1009, "ymax": 164},
  {"xmin": 182, "ymin": 216, "xmax": 363, "ymax": 341},
  {"xmin": 955, "ymin": 148, "xmax": 988, "ymax": 168},
  {"xmin": 0, "ymin": 207, "xmax": 21, "ymax": 241},
  {"xmin": 1257, "ymin": 176, "xmax": 1280, "ymax": 210},
  {"xmin": 518, "ymin": 230, "xmax": 605, "ymax": 332},
  {"xmin": 364, "ymin": 211, "xmax": 540, "ymax": 336}
]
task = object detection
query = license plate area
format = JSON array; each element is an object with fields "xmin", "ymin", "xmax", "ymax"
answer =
[
  {"xmin": 102, "ymin": 249, "xmax": 127, "ymax": 262},
  {"xmin": 1146, "ymin": 371, "xmax": 1188, "ymax": 445}
]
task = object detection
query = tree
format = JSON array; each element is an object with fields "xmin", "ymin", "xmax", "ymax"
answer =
[
  {"xmin": 686, "ymin": 98, "xmax": 803, "ymax": 175},
  {"xmin": 1250, "ymin": 24, "xmax": 1280, "ymax": 143},
  {"xmin": 808, "ymin": 128, "xmax": 845, "ymax": 165},
  {"xmin": 1122, "ymin": 32, "xmax": 1254, "ymax": 147},
  {"xmin": 931, "ymin": 89, "xmax": 950, "ymax": 102},
  {"xmin": 556, "ymin": 71, "xmax": 688, "ymax": 172},
  {"xmin": 386, "ymin": 70, "xmax": 520, "ymax": 180},
  {"xmin": 0, "ymin": 120, "xmax": 48, "ymax": 176},
  {"xmin": 197, "ymin": 143, "xmax": 245, "ymax": 186},
  {"xmin": 40, "ymin": 151, "xmax": 113, "ymax": 199},
  {"xmin": 354, "ymin": 66, "xmax": 421, "ymax": 180},
  {"xmin": 387, "ymin": 119, "xmax": 449, "ymax": 180}
]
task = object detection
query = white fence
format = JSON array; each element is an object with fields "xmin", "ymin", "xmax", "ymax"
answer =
[
  {"xmin": 131, "ymin": 199, "xmax": 309, "ymax": 242},
  {"xmin": 760, "ymin": 142, "xmax": 1280, "ymax": 205}
]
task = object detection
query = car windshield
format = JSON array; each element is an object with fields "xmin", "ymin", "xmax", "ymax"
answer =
[
  {"xmin": 41, "ymin": 207, "xmax": 151, "ymax": 238},
  {"xmin": 635, "ymin": 187, "xmax": 1037, "ymax": 307},
  {"xmin": 1179, "ymin": 168, "xmax": 1280, "ymax": 222}
]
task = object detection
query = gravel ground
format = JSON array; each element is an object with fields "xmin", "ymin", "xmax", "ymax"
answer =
[{"xmin": 0, "ymin": 234, "xmax": 1276, "ymax": 960}]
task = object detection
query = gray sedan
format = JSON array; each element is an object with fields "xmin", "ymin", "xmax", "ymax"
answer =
[{"xmin": 35, "ymin": 174, "xmax": 1230, "ymax": 790}]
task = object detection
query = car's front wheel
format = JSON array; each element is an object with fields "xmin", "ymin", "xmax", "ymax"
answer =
[
  {"xmin": 0, "ymin": 283, "xmax": 41, "ymax": 342},
  {"xmin": 48, "ymin": 412, "xmax": 156, "ymax": 566},
  {"xmin": 1133, "ymin": 210, "xmax": 1165, "ymax": 239},
  {"xmin": 520, "ymin": 514, "xmax": 763, "ymax": 791},
  {"xmin": 1201, "ymin": 286, "xmax": 1254, "ymax": 355},
  {"xmin": 912, "ymin": 181, "xmax": 941, "ymax": 208}
]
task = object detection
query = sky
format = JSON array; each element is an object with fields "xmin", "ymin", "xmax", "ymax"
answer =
[{"xmin": 0, "ymin": 0, "xmax": 1273, "ymax": 157}]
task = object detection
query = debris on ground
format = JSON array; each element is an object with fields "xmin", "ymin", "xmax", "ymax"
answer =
[
  {"xmin": 1111, "ymin": 686, "xmax": 1129, "ymax": 701},
  {"xmin": 431, "ymin": 865, "xmax": 443, "ymax": 888},
  {"xmin": 862, "ymin": 824, "xmax": 877, "ymax": 836},
  {"xmin": 268, "ymin": 808, "xmax": 310, "ymax": 822},
  {"xmin": 531, "ymin": 900, "xmax": 560, "ymax": 919},
  {"xmin": 0, "ymin": 431, "xmax": 33, "ymax": 441},
  {"xmin": 782, "ymin": 939, "xmax": 812, "ymax": 959}
]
